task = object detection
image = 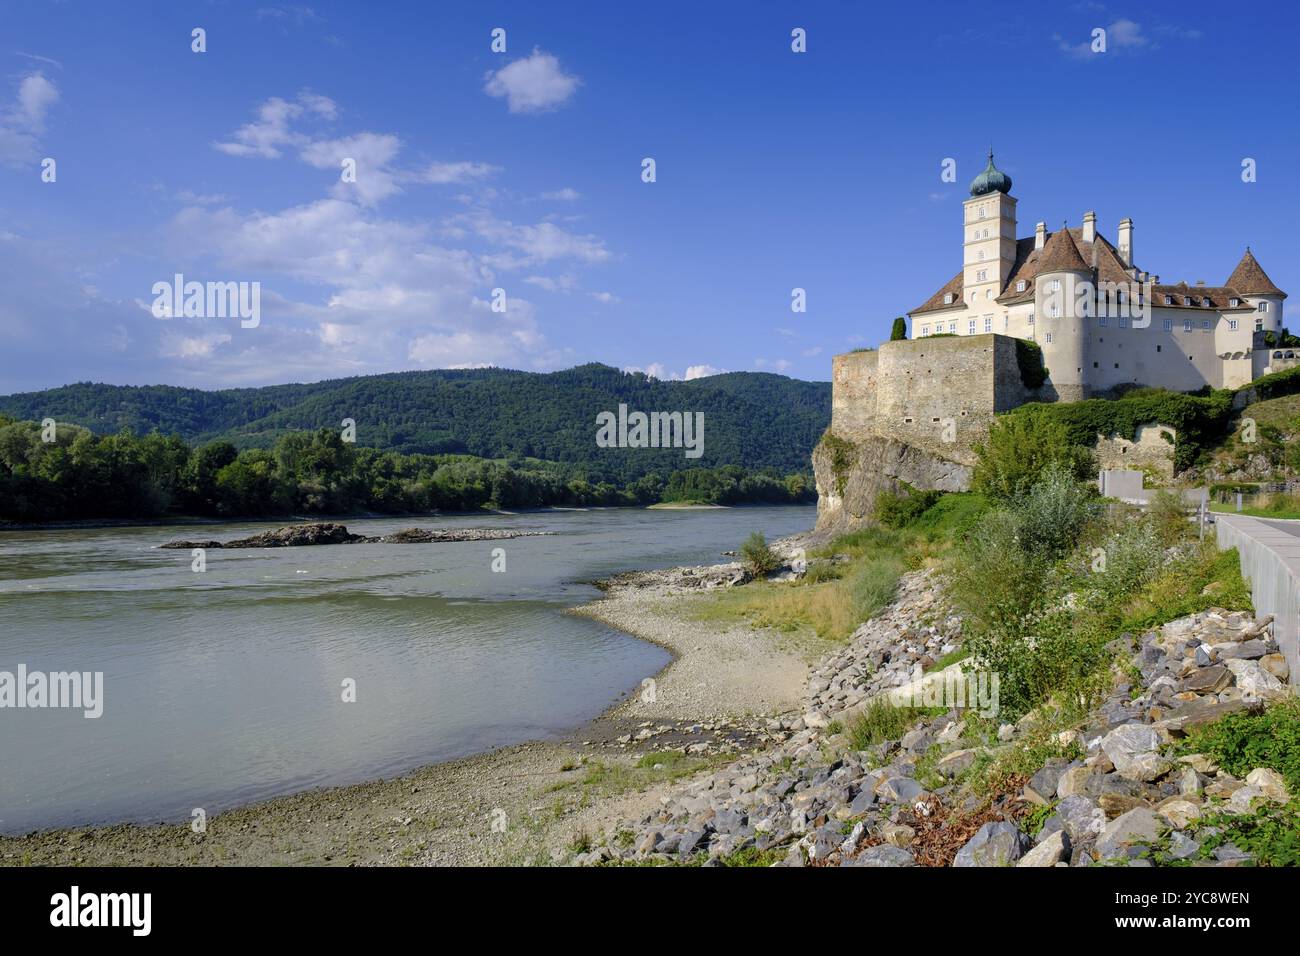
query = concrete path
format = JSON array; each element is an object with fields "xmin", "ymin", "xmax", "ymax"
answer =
[{"xmin": 1213, "ymin": 513, "xmax": 1300, "ymax": 683}]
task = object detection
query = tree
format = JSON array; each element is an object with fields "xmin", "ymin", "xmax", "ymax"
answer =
[
  {"xmin": 971, "ymin": 412, "xmax": 1092, "ymax": 500},
  {"xmin": 890, "ymin": 317, "xmax": 908, "ymax": 341}
]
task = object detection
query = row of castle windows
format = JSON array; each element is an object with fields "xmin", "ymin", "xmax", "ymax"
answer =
[
  {"xmin": 950, "ymin": 284, "xmax": 1271, "ymax": 312},
  {"xmin": 917, "ymin": 315, "xmax": 1254, "ymax": 338}
]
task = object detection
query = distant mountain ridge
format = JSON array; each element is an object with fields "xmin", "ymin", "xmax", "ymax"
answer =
[{"xmin": 0, "ymin": 364, "xmax": 831, "ymax": 482}]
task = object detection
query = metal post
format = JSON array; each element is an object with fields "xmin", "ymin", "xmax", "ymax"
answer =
[{"xmin": 1236, "ymin": 492, "xmax": 1243, "ymax": 513}]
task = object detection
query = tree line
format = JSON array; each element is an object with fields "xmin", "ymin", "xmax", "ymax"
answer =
[{"xmin": 0, "ymin": 417, "xmax": 814, "ymax": 523}]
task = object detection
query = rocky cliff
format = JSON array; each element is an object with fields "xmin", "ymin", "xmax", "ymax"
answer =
[{"xmin": 812, "ymin": 431, "xmax": 971, "ymax": 535}]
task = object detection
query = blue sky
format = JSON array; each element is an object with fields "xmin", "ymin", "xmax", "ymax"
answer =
[{"xmin": 2, "ymin": 0, "xmax": 1296, "ymax": 392}]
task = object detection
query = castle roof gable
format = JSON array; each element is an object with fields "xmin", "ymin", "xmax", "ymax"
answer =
[{"xmin": 1225, "ymin": 248, "xmax": 1286, "ymax": 299}]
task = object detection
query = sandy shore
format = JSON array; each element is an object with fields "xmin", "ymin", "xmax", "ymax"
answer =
[{"xmin": 0, "ymin": 571, "xmax": 810, "ymax": 867}]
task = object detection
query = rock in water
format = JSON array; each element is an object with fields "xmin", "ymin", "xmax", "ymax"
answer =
[{"xmin": 159, "ymin": 523, "xmax": 552, "ymax": 549}]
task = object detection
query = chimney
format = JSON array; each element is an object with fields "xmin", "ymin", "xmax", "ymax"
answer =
[
  {"xmin": 1118, "ymin": 217, "xmax": 1133, "ymax": 266},
  {"xmin": 1035, "ymin": 221, "xmax": 1046, "ymax": 250},
  {"xmin": 1082, "ymin": 211, "xmax": 1096, "ymax": 244}
]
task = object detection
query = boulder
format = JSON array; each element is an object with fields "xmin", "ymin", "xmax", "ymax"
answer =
[
  {"xmin": 1101, "ymin": 724, "xmax": 1171, "ymax": 782},
  {"xmin": 1018, "ymin": 830, "xmax": 1070, "ymax": 867},
  {"xmin": 953, "ymin": 821, "xmax": 1031, "ymax": 867},
  {"xmin": 1096, "ymin": 807, "xmax": 1162, "ymax": 860}
]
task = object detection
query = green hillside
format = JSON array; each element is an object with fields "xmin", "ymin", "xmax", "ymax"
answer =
[{"xmin": 0, "ymin": 364, "xmax": 829, "ymax": 483}]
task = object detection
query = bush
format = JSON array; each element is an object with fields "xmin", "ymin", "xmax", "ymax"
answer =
[
  {"xmin": 1178, "ymin": 698, "xmax": 1300, "ymax": 794},
  {"xmin": 1014, "ymin": 462, "xmax": 1098, "ymax": 560},
  {"xmin": 890, "ymin": 317, "xmax": 908, "ymax": 341},
  {"xmin": 946, "ymin": 509, "xmax": 1049, "ymax": 642},
  {"xmin": 972, "ymin": 412, "xmax": 1093, "ymax": 500},
  {"xmin": 1082, "ymin": 518, "xmax": 1164, "ymax": 608},
  {"xmin": 739, "ymin": 531, "xmax": 781, "ymax": 577},
  {"xmin": 875, "ymin": 485, "xmax": 942, "ymax": 528}
]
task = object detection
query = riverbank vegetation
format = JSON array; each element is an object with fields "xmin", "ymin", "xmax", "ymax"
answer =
[{"xmin": 0, "ymin": 416, "xmax": 814, "ymax": 523}]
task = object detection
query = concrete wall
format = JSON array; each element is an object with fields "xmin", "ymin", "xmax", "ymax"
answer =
[{"xmin": 1214, "ymin": 514, "xmax": 1300, "ymax": 686}]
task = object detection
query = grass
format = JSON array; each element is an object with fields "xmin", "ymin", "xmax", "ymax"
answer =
[
  {"xmin": 689, "ymin": 491, "xmax": 987, "ymax": 650},
  {"xmin": 1118, "ymin": 542, "xmax": 1253, "ymax": 632},
  {"xmin": 1210, "ymin": 491, "xmax": 1300, "ymax": 520},
  {"xmin": 549, "ymin": 750, "xmax": 726, "ymax": 800},
  {"xmin": 844, "ymin": 700, "xmax": 943, "ymax": 751}
]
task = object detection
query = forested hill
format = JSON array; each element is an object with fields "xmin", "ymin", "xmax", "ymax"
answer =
[{"xmin": 0, "ymin": 364, "xmax": 830, "ymax": 481}]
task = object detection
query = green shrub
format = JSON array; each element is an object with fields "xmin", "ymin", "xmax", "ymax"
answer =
[
  {"xmin": 818, "ymin": 431, "xmax": 856, "ymax": 497},
  {"xmin": 1013, "ymin": 462, "xmax": 1098, "ymax": 560},
  {"xmin": 739, "ymin": 531, "xmax": 780, "ymax": 577},
  {"xmin": 875, "ymin": 485, "xmax": 942, "ymax": 528},
  {"xmin": 890, "ymin": 317, "xmax": 908, "ymax": 341},
  {"xmin": 1015, "ymin": 339, "xmax": 1048, "ymax": 390},
  {"xmin": 1178, "ymin": 699, "xmax": 1300, "ymax": 794},
  {"xmin": 946, "ymin": 509, "xmax": 1049, "ymax": 642},
  {"xmin": 972, "ymin": 412, "xmax": 1093, "ymax": 500}
]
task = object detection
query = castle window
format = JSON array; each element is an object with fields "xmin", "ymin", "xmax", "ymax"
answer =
[
  {"xmin": 1260, "ymin": 302, "xmax": 1269, "ymax": 312},
  {"xmin": 1048, "ymin": 303, "xmax": 1060, "ymax": 318},
  {"xmin": 1028, "ymin": 315, "xmax": 1035, "ymax": 325},
  {"xmin": 1099, "ymin": 315, "xmax": 1108, "ymax": 327},
  {"xmin": 921, "ymin": 324, "xmax": 930, "ymax": 336},
  {"xmin": 1164, "ymin": 295, "xmax": 1173, "ymax": 305},
  {"xmin": 1202, "ymin": 320, "xmax": 1211, "ymax": 330},
  {"xmin": 1183, "ymin": 320, "xmax": 1193, "ymax": 332},
  {"xmin": 1119, "ymin": 316, "xmax": 1129, "ymax": 328},
  {"xmin": 1230, "ymin": 297, "xmax": 1240, "ymax": 307},
  {"xmin": 984, "ymin": 316, "xmax": 992, "ymax": 333},
  {"xmin": 968, "ymin": 319, "xmax": 976, "ymax": 334},
  {"xmin": 1229, "ymin": 319, "xmax": 1239, "ymax": 331},
  {"xmin": 986, "ymin": 290, "xmax": 993, "ymax": 299},
  {"xmin": 976, "ymin": 269, "xmax": 988, "ymax": 282},
  {"xmin": 1093, "ymin": 362, "xmax": 1099, "ymax": 368},
  {"xmin": 948, "ymin": 321, "xmax": 956, "ymax": 333},
  {"xmin": 1114, "ymin": 363, "xmax": 1120, "ymax": 369},
  {"xmin": 1202, "ymin": 299, "xmax": 1211, "ymax": 308},
  {"xmin": 943, "ymin": 293, "xmax": 954, "ymax": 305},
  {"xmin": 1016, "ymin": 280, "xmax": 1026, "ymax": 292},
  {"xmin": 1045, "ymin": 332, "xmax": 1053, "ymax": 343},
  {"xmin": 1156, "ymin": 345, "xmax": 1162, "ymax": 352},
  {"xmin": 1257, "ymin": 318, "xmax": 1264, "ymax": 332},
  {"xmin": 1050, "ymin": 279, "xmax": 1061, "ymax": 292},
  {"xmin": 1163, "ymin": 319, "xmax": 1173, "ymax": 331},
  {"xmin": 977, "ymin": 251, "xmax": 985, "ymax": 261}
]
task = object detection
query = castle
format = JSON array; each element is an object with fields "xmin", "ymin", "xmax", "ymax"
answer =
[
  {"xmin": 815, "ymin": 153, "xmax": 1291, "ymax": 530},
  {"xmin": 909, "ymin": 151, "xmax": 1289, "ymax": 397}
]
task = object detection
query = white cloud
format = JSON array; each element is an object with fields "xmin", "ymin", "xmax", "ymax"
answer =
[
  {"xmin": 588, "ymin": 291, "xmax": 619, "ymax": 304},
  {"xmin": 624, "ymin": 362, "xmax": 726, "ymax": 381},
  {"xmin": 214, "ymin": 92, "xmax": 336, "ymax": 158},
  {"xmin": 483, "ymin": 48, "xmax": 581, "ymax": 113},
  {"xmin": 685, "ymin": 365, "xmax": 723, "ymax": 380},
  {"xmin": 452, "ymin": 211, "xmax": 609, "ymax": 268},
  {"xmin": 0, "ymin": 72, "xmax": 59, "ymax": 167},
  {"xmin": 801, "ymin": 346, "xmax": 822, "ymax": 358},
  {"xmin": 524, "ymin": 274, "xmax": 577, "ymax": 293},
  {"xmin": 540, "ymin": 187, "xmax": 580, "ymax": 201},
  {"xmin": 417, "ymin": 160, "xmax": 500, "ymax": 185}
]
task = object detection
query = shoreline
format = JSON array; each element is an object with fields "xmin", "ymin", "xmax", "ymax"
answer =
[
  {"xmin": 0, "ymin": 562, "xmax": 810, "ymax": 866},
  {"xmin": 0, "ymin": 501, "xmax": 808, "ymax": 534}
]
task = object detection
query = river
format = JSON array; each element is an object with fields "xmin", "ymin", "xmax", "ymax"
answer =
[{"xmin": 0, "ymin": 505, "xmax": 813, "ymax": 834}]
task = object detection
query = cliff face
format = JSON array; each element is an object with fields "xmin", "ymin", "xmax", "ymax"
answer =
[{"xmin": 812, "ymin": 431, "xmax": 971, "ymax": 534}]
